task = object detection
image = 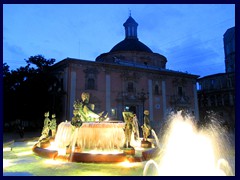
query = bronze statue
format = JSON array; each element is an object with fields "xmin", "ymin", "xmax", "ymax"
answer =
[
  {"xmin": 71, "ymin": 106, "xmax": 83, "ymax": 127},
  {"xmin": 39, "ymin": 112, "xmax": 58, "ymax": 142},
  {"xmin": 49, "ymin": 114, "xmax": 57, "ymax": 137},
  {"xmin": 74, "ymin": 92, "xmax": 107, "ymax": 122},
  {"xmin": 122, "ymin": 111, "xmax": 134, "ymax": 149},
  {"xmin": 141, "ymin": 110, "xmax": 152, "ymax": 142},
  {"xmin": 39, "ymin": 112, "xmax": 51, "ymax": 142}
]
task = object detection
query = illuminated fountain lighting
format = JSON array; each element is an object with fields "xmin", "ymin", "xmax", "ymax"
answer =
[
  {"xmin": 32, "ymin": 119, "xmax": 130, "ymax": 163},
  {"xmin": 54, "ymin": 121, "xmax": 125, "ymax": 155},
  {"xmin": 143, "ymin": 111, "xmax": 233, "ymax": 176},
  {"xmin": 33, "ymin": 115, "xmax": 163, "ymax": 164},
  {"xmin": 151, "ymin": 129, "xmax": 161, "ymax": 148}
]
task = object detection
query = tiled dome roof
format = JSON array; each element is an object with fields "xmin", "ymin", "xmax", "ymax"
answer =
[{"xmin": 110, "ymin": 38, "xmax": 153, "ymax": 53}]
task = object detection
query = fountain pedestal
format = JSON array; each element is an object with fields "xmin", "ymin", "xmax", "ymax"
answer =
[
  {"xmin": 122, "ymin": 148, "xmax": 135, "ymax": 155},
  {"xmin": 141, "ymin": 140, "xmax": 152, "ymax": 148}
]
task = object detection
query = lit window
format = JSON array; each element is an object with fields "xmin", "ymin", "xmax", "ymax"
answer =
[{"xmin": 111, "ymin": 108, "xmax": 116, "ymax": 116}]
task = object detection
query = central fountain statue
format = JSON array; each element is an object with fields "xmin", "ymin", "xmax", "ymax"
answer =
[
  {"xmin": 52, "ymin": 92, "xmax": 124, "ymax": 154},
  {"xmin": 73, "ymin": 92, "xmax": 107, "ymax": 123}
]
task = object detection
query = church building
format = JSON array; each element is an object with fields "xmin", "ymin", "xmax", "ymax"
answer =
[
  {"xmin": 197, "ymin": 27, "xmax": 235, "ymax": 131},
  {"xmin": 51, "ymin": 15, "xmax": 200, "ymax": 132}
]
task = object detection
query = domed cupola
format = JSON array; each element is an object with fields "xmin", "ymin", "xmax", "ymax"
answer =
[
  {"xmin": 109, "ymin": 15, "xmax": 153, "ymax": 53},
  {"xmin": 123, "ymin": 15, "xmax": 138, "ymax": 40},
  {"xmin": 96, "ymin": 15, "xmax": 167, "ymax": 69}
]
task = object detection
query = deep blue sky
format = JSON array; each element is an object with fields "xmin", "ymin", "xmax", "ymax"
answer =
[{"xmin": 3, "ymin": 4, "xmax": 235, "ymax": 77}]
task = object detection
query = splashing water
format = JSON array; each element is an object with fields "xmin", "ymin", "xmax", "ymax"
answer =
[
  {"xmin": 143, "ymin": 111, "xmax": 233, "ymax": 176},
  {"xmin": 151, "ymin": 129, "xmax": 161, "ymax": 149},
  {"xmin": 143, "ymin": 159, "xmax": 160, "ymax": 176},
  {"xmin": 53, "ymin": 121, "xmax": 125, "ymax": 154}
]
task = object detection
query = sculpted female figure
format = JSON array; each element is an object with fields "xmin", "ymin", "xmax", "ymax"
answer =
[
  {"xmin": 122, "ymin": 111, "xmax": 134, "ymax": 149},
  {"xmin": 141, "ymin": 110, "xmax": 152, "ymax": 142}
]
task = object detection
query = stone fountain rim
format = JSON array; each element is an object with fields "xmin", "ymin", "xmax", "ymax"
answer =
[{"xmin": 32, "ymin": 142, "xmax": 159, "ymax": 163}]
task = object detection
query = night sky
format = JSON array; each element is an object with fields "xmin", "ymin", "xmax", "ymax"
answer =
[{"xmin": 3, "ymin": 4, "xmax": 235, "ymax": 78}]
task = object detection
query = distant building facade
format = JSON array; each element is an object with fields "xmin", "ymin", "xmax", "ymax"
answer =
[
  {"xmin": 224, "ymin": 27, "xmax": 235, "ymax": 73},
  {"xmin": 51, "ymin": 15, "xmax": 199, "ymax": 132},
  {"xmin": 197, "ymin": 27, "xmax": 235, "ymax": 131}
]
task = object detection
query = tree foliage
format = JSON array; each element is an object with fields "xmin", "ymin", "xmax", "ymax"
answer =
[
  {"xmin": 26, "ymin": 55, "xmax": 55, "ymax": 71},
  {"xmin": 3, "ymin": 55, "xmax": 63, "ymax": 131}
]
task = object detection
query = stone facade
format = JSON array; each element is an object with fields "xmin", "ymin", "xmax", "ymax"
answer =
[
  {"xmin": 224, "ymin": 27, "xmax": 235, "ymax": 73},
  {"xmin": 50, "ymin": 15, "xmax": 199, "ymax": 133},
  {"xmin": 197, "ymin": 27, "xmax": 235, "ymax": 131}
]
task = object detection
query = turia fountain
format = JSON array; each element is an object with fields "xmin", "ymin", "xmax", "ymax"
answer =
[
  {"xmin": 32, "ymin": 92, "xmax": 159, "ymax": 163},
  {"xmin": 32, "ymin": 92, "xmax": 234, "ymax": 175}
]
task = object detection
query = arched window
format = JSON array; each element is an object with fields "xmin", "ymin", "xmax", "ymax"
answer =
[
  {"xmin": 84, "ymin": 67, "xmax": 98, "ymax": 90},
  {"xmin": 87, "ymin": 78, "xmax": 95, "ymax": 90}
]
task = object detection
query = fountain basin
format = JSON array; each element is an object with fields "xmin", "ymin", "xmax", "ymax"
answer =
[
  {"xmin": 33, "ymin": 121, "xmax": 159, "ymax": 163},
  {"xmin": 32, "ymin": 144, "xmax": 153, "ymax": 163},
  {"xmin": 70, "ymin": 152, "xmax": 128, "ymax": 163},
  {"xmin": 54, "ymin": 121, "xmax": 125, "ymax": 151},
  {"xmin": 32, "ymin": 144, "xmax": 58, "ymax": 159},
  {"xmin": 142, "ymin": 148, "xmax": 161, "ymax": 160},
  {"xmin": 32, "ymin": 139, "xmax": 158, "ymax": 163}
]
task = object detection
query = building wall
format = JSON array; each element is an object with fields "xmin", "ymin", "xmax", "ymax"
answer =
[
  {"xmin": 53, "ymin": 59, "xmax": 199, "ymax": 133},
  {"xmin": 96, "ymin": 51, "xmax": 167, "ymax": 69},
  {"xmin": 197, "ymin": 73, "xmax": 235, "ymax": 131},
  {"xmin": 197, "ymin": 27, "xmax": 235, "ymax": 132},
  {"xmin": 224, "ymin": 27, "xmax": 235, "ymax": 73}
]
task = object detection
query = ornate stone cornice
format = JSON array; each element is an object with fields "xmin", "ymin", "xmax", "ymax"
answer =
[
  {"xmin": 120, "ymin": 71, "xmax": 140, "ymax": 82},
  {"xmin": 172, "ymin": 77, "xmax": 187, "ymax": 87}
]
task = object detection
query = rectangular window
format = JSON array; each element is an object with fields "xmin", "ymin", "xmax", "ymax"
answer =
[
  {"xmin": 210, "ymin": 79, "xmax": 215, "ymax": 89},
  {"xmin": 178, "ymin": 86, "xmax": 183, "ymax": 96},
  {"xmin": 154, "ymin": 85, "xmax": 159, "ymax": 95},
  {"xmin": 127, "ymin": 82, "xmax": 134, "ymax": 92},
  {"xmin": 210, "ymin": 95, "xmax": 215, "ymax": 107},
  {"xmin": 217, "ymin": 95, "xmax": 222, "ymax": 106},
  {"xmin": 197, "ymin": 83, "xmax": 202, "ymax": 90},
  {"xmin": 128, "ymin": 27, "xmax": 131, "ymax": 36},
  {"xmin": 87, "ymin": 78, "xmax": 95, "ymax": 90}
]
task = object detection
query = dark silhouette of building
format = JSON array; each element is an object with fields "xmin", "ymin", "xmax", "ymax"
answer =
[{"xmin": 197, "ymin": 27, "xmax": 235, "ymax": 131}]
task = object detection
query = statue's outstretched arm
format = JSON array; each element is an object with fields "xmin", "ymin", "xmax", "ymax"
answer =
[{"xmin": 83, "ymin": 106, "xmax": 100, "ymax": 118}]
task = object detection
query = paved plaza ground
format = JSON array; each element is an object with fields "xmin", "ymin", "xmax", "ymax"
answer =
[
  {"xmin": 3, "ymin": 131, "xmax": 41, "ymax": 143},
  {"xmin": 3, "ymin": 130, "xmax": 235, "ymax": 176}
]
